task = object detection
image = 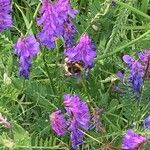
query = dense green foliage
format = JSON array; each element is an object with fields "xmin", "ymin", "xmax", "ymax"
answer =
[{"xmin": 1, "ymin": 0, "xmax": 150, "ymax": 149}]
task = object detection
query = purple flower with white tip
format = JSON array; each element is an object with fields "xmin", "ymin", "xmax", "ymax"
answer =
[
  {"xmin": 14, "ymin": 35, "xmax": 39, "ymax": 79},
  {"xmin": 0, "ymin": 0, "xmax": 12, "ymax": 32},
  {"xmin": 64, "ymin": 34, "xmax": 96, "ymax": 69},
  {"xmin": 50, "ymin": 110, "xmax": 67, "ymax": 136},
  {"xmin": 37, "ymin": 0, "xmax": 77, "ymax": 49},
  {"xmin": 122, "ymin": 129, "xmax": 147, "ymax": 150}
]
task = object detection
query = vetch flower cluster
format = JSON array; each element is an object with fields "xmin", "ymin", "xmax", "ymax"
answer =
[
  {"xmin": 50, "ymin": 94, "xmax": 91, "ymax": 150},
  {"xmin": 122, "ymin": 50, "xmax": 150, "ymax": 95},
  {"xmin": 50, "ymin": 110, "xmax": 67, "ymax": 136},
  {"xmin": 14, "ymin": 35, "xmax": 40, "ymax": 79},
  {"xmin": 0, "ymin": 0, "xmax": 12, "ymax": 32},
  {"xmin": 123, "ymin": 55, "xmax": 144, "ymax": 95},
  {"xmin": 122, "ymin": 129, "xmax": 147, "ymax": 150},
  {"xmin": 37, "ymin": 0, "xmax": 77, "ymax": 48}
]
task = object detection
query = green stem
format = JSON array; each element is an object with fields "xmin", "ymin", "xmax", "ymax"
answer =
[
  {"xmin": 122, "ymin": 25, "xmax": 149, "ymax": 30},
  {"xmin": 42, "ymin": 49, "xmax": 56, "ymax": 95},
  {"xmin": 81, "ymin": 78, "xmax": 96, "ymax": 110},
  {"xmin": 25, "ymin": 2, "xmax": 41, "ymax": 36},
  {"xmin": 12, "ymin": 25, "xmax": 23, "ymax": 36},
  {"xmin": 115, "ymin": 0, "xmax": 150, "ymax": 21},
  {"xmin": 99, "ymin": 30, "xmax": 150, "ymax": 59}
]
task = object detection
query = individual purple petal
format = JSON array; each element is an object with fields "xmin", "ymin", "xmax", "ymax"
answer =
[
  {"xmin": 122, "ymin": 129, "xmax": 147, "ymax": 150},
  {"xmin": 14, "ymin": 35, "xmax": 39, "ymax": 79},
  {"xmin": 138, "ymin": 50, "xmax": 150, "ymax": 78},
  {"xmin": 116, "ymin": 71, "xmax": 125, "ymax": 82},
  {"xmin": 64, "ymin": 34, "xmax": 96, "ymax": 69},
  {"xmin": 116, "ymin": 71, "xmax": 124, "ymax": 79},
  {"xmin": 0, "ymin": 0, "xmax": 12, "ymax": 32},
  {"xmin": 123, "ymin": 55, "xmax": 135, "ymax": 68},
  {"xmin": 50, "ymin": 110, "xmax": 67, "ymax": 136},
  {"xmin": 138, "ymin": 50, "xmax": 150, "ymax": 64}
]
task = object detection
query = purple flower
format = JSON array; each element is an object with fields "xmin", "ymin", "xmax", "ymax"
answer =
[
  {"xmin": 116, "ymin": 71, "xmax": 125, "ymax": 90},
  {"xmin": 64, "ymin": 94, "xmax": 91, "ymax": 149},
  {"xmin": 123, "ymin": 55, "xmax": 144, "ymax": 94},
  {"xmin": 144, "ymin": 115, "xmax": 150, "ymax": 130},
  {"xmin": 123, "ymin": 55, "xmax": 137, "ymax": 69},
  {"xmin": 116, "ymin": 71, "xmax": 124, "ymax": 81},
  {"xmin": 14, "ymin": 35, "xmax": 39, "ymax": 79},
  {"xmin": 122, "ymin": 129, "xmax": 147, "ymax": 150},
  {"xmin": 64, "ymin": 94, "xmax": 91, "ymax": 129},
  {"xmin": 69, "ymin": 119, "xmax": 84, "ymax": 150},
  {"xmin": 56, "ymin": 0, "xmax": 78, "ymax": 18},
  {"xmin": 138, "ymin": 50, "xmax": 150, "ymax": 78},
  {"xmin": 122, "ymin": 51, "xmax": 150, "ymax": 94},
  {"xmin": 138, "ymin": 50, "xmax": 150, "ymax": 64},
  {"xmin": 63, "ymin": 18, "xmax": 76, "ymax": 48},
  {"xmin": 18, "ymin": 57, "xmax": 32, "ymax": 79},
  {"xmin": 37, "ymin": 0, "xmax": 58, "ymax": 48},
  {"xmin": 37, "ymin": 0, "xmax": 77, "ymax": 49},
  {"xmin": 64, "ymin": 34, "xmax": 96, "ymax": 69},
  {"xmin": 0, "ymin": 0, "xmax": 12, "ymax": 32},
  {"xmin": 50, "ymin": 94, "xmax": 91, "ymax": 150},
  {"xmin": 50, "ymin": 110, "xmax": 67, "ymax": 136}
]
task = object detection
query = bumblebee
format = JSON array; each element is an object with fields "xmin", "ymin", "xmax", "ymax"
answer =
[{"xmin": 64, "ymin": 57, "xmax": 84, "ymax": 76}]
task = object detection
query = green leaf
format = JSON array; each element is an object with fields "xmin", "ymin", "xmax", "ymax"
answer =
[
  {"xmin": 13, "ymin": 122, "xmax": 31, "ymax": 150},
  {"xmin": 15, "ymin": 4, "xmax": 33, "ymax": 35}
]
